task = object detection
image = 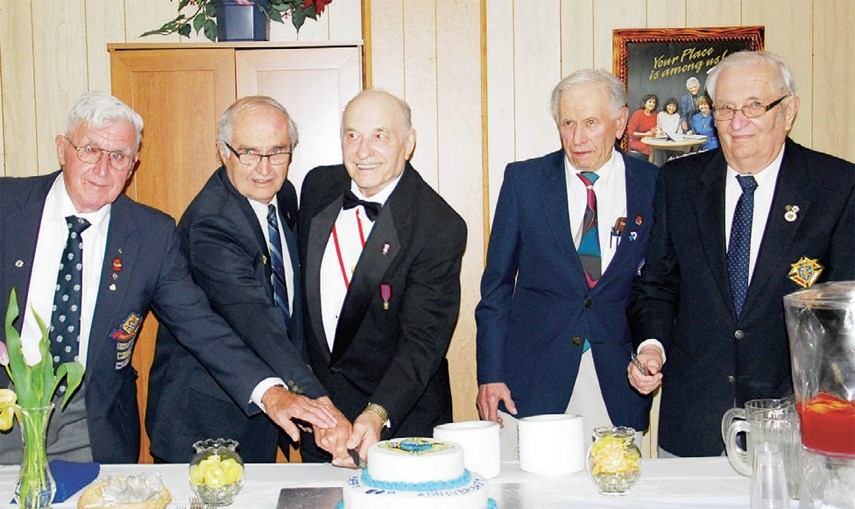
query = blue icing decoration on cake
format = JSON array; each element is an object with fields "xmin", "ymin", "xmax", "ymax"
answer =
[{"xmin": 361, "ymin": 468, "xmax": 472, "ymax": 492}]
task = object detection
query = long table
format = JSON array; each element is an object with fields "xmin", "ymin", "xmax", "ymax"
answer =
[{"xmin": 0, "ymin": 458, "xmax": 797, "ymax": 508}]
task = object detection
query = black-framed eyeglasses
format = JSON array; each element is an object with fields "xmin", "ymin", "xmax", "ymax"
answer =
[
  {"xmin": 224, "ymin": 142, "xmax": 291, "ymax": 167},
  {"xmin": 64, "ymin": 137, "xmax": 136, "ymax": 171},
  {"xmin": 712, "ymin": 96, "xmax": 788, "ymax": 121}
]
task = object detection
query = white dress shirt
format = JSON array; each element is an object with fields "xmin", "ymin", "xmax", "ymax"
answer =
[
  {"xmin": 320, "ymin": 175, "xmax": 402, "ymax": 350},
  {"xmin": 564, "ymin": 149, "xmax": 627, "ymax": 273},
  {"xmin": 22, "ymin": 175, "xmax": 109, "ymax": 368}
]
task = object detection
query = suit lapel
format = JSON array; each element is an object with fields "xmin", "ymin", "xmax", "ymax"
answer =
[
  {"xmin": 743, "ymin": 141, "xmax": 811, "ymax": 315},
  {"xmin": 600, "ymin": 153, "xmax": 642, "ymax": 285},
  {"xmin": 7, "ymin": 174, "xmax": 55, "ymax": 312},
  {"xmin": 306, "ymin": 194, "xmax": 343, "ymax": 361},
  {"xmin": 86, "ymin": 196, "xmax": 140, "ymax": 375},
  {"xmin": 693, "ymin": 153, "xmax": 734, "ymax": 315},
  {"xmin": 539, "ymin": 152, "xmax": 586, "ymax": 285}
]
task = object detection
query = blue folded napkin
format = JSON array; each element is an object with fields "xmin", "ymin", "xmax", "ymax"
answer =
[{"xmin": 49, "ymin": 459, "xmax": 100, "ymax": 502}]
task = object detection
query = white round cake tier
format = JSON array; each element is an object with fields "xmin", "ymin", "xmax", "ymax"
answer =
[
  {"xmin": 341, "ymin": 469, "xmax": 491, "ymax": 509},
  {"xmin": 368, "ymin": 437, "xmax": 464, "ymax": 483}
]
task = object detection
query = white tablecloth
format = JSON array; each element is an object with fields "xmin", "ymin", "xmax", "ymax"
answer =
[{"xmin": 0, "ymin": 458, "xmax": 797, "ymax": 508}]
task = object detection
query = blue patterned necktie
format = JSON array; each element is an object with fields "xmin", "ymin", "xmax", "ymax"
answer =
[
  {"xmin": 576, "ymin": 171, "xmax": 601, "ymax": 353},
  {"xmin": 727, "ymin": 175, "xmax": 758, "ymax": 318},
  {"xmin": 50, "ymin": 215, "xmax": 91, "ymax": 379},
  {"xmin": 267, "ymin": 204, "xmax": 291, "ymax": 326}
]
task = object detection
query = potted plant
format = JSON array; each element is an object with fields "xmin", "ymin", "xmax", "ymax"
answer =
[{"xmin": 142, "ymin": 0, "xmax": 333, "ymax": 42}]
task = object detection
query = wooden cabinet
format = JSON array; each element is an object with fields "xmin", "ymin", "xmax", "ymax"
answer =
[{"xmin": 109, "ymin": 42, "xmax": 362, "ymax": 463}]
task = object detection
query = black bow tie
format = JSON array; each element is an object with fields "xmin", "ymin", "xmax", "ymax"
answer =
[{"xmin": 342, "ymin": 190, "xmax": 382, "ymax": 221}]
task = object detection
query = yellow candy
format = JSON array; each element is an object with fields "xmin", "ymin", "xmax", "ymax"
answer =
[{"xmin": 190, "ymin": 453, "xmax": 243, "ymax": 487}]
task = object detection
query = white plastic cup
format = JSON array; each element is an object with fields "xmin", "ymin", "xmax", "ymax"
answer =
[
  {"xmin": 518, "ymin": 414, "xmax": 585, "ymax": 475},
  {"xmin": 433, "ymin": 420, "xmax": 501, "ymax": 478}
]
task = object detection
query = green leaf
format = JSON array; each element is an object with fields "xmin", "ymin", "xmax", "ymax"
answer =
[
  {"xmin": 55, "ymin": 362, "xmax": 84, "ymax": 409},
  {"xmin": 203, "ymin": 19, "xmax": 218, "ymax": 42},
  {"xmin": 178, "ymin": 24, "xmax": 192, "ymax": 38},
  {"xmin": 292, "ymin": 9, "xmax": 307, "ymax": 31},
  {"xmin": 33, "ymin": 311, "xmax": 54, "ymax": 407},
  {"xmin": 268, "ymin": 9, "xmax": 284, "ymax": 24},
  {"xmin": 204, "ymin": 2, "xmax": 217, "ymax": 17},
  {"xmin": 4, "ymin": 289, "xmax": 33, "ymax": 404},
  {"xmin": 193, "ymin": 12, "xmax": 207, "ymax": 32}
]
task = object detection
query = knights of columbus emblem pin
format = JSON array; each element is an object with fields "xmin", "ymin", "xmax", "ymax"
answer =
[{"xmin": 788, "ymin": 257, "xmax": 823, "ymax": 288}]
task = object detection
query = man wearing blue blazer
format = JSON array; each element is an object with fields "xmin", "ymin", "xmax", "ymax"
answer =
[
  {"xmin": 0, "ymin": 92, "xmax": 336, "ymax": 464},
  {"xmin": 628, "ymin": 51, "xmax": 854, "ymax": 457},
  {"xmin": 476, "ymin": 69, "xmax": 658, "ymax": 456},
  {"xmin": 146, "ymin": 96, "xmax": 349, "ymax": 463}
]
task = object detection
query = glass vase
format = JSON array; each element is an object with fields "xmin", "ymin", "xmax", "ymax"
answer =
[
  {"xmin": 189, "ymin": 438, "xmax": 244, "ymax": 506},
  {"xmin": 13, "ymin": 404, "xmax": 56, "ymax": 508},
  {"xmin": 586, "ymin": 426, "xmax": 641, "ymax": 495}
]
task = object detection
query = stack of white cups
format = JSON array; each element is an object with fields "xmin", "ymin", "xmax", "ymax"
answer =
[{"xmin": 433, "ymin": 420, "xmax": 501, "ymax": 478}]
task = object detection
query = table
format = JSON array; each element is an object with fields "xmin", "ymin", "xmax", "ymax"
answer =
[
  {"xmin": 0, "ymin": 458, "xmax": 797, "ymax": 508},
  {"xmin": 641, "ymin": 135, "xmax": 707, "ymax": 165}
]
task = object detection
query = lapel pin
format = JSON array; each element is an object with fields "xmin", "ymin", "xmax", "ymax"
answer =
[
  {"xmin": 788, "ymin": 256, "xmax": 823, "ymax": 288},
  {"xmin": 118, "ymin": 248, "xmax": 123, "ymax": 254},
  {"xmin": 112, "ymin": 257, "xmax": 123, "ymax": 272},
  {"xmin": 382, "ymin": 243, "xmax": 391, "ymax": 256},
  {"xmin": 112, "ymin": 273, "xmax": 119, "ymax": 280},
  {"xmin": 635, "ymin": 215, "xmax": 643, "ymax": 226},
  {"xmin": 629, "ymin": 232, "xmax": 638, "ymax": 241},
  {"xmin": 15, "ymin": 260, "xmax": 23, "ymax": 268},
  {"xmin": 380, "ymin": 284, "xmax": 391, "ymax": 310},
  {"xmin": 109, "ymin": 284, "xmax": 117, "ymax": 291},
  {"xmin": 784, "ymin": 205, "xmax": 799, "ymax": 222},
  {"xmin": 262, "ymin": 254, "xmax": 268, "ymax": 265}
]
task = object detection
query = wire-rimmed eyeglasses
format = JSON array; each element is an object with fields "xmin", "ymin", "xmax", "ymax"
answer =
[
  {"xmin": 712, "ymin": 96, "xmax": 788, "ymax": 121},
  {"xmin": 224, "ymin": 142, "xmax": 291, "ymax": 167},
  {"xmin": 64, "ymin": 137, "xmax": 136, "ymax": 171}
]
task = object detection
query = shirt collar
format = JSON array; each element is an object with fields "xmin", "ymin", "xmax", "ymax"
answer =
[
  {"xmin": 248, "ymin": 195, "xmax": 280, "ymax": 219},
  {"xmin": 564, "ymin": 148, "xmax": 620, "ymax": 185},
  {"xmin": 350, "ymin": 171, "xmax": 403, "ymax": 206}
]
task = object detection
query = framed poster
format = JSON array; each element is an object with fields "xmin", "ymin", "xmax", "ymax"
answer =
[{"xmin": 613, "ymin": 26, "xmax": 764, "ymax": 156}]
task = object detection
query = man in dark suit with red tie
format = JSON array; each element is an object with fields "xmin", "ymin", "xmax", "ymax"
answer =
[
  {"xmin": 298, "ymin": 89, "xmax": 467, "ymax": 464},
  {"xmin": 146, "ymin": 96, "xmax": 351, "ymax": 463},
  {"xmin": 628, "ymin": 51, "xmax": 854, "ymax": 457}
]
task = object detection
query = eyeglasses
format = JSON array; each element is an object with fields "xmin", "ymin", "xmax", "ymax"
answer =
[
  {"xmin": 712, "ymin": 96, "xmax": 788, "ymax": 121},
  {"xmin": 224, "ymin": 142, "xmax": 291, "ymax": 167},
  {"xmin": 64, "ymin": 137, "xmax": 136, "ymax": 171}
]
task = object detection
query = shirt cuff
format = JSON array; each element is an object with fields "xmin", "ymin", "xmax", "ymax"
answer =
[
  {"xmin": 251, "ymin": 377, "xmax": 287, "ymax": 413},
  {"xmin": 637, "ymin": 339, "xmax": 667, "ymax": 365}
]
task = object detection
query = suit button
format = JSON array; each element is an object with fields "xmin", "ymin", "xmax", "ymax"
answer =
[
  {"xmin": 583, "ymin": 298, "xmax": 593, "ymax": 308},
  {"xmin": 572, "ymin": 336, "xmax": 583, "ymax": 345},
  {"xmin": 726, "ymin": 375, "xmax": 735, "ymax": 383},
  {"xmin": 734, "ymin": 330, "xmax": 744, "ymax": 340}
]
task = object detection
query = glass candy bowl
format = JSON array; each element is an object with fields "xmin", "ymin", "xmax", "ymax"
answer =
[
  {"xmin": 189, "ymin": 438, "xmax": 244, "ymax": 505},
  {"xmin": 586, "ymin": 426, "xmax": 641, "ymax": 495}
]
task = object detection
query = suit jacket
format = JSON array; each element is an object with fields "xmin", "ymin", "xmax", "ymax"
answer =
[
  {"xmin": 628, "ymin": 138, "xmax": 855, "ymax": 456},
  {"xmin": 475, "ymin": 150, "xmax": 658, "ymax": 431},
  {"xmin": 297, "ymin": 163, "xmax": 467, "ymax": 460},
  {"xmin": 0, "ymin": 171, "xmax": 280, "ymax": 463},
  {"xmin": 146, "ymin": 167, "xmax": 327, "ymax": 462}
]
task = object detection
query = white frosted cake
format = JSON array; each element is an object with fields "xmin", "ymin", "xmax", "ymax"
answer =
[{"xmin": 339, "ymin": 437, "xmax": 495, "ymax": 509}]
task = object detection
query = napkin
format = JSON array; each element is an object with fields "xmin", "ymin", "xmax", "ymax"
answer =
[{"xmin": 49, "ymin": 460, "xmax": 100, "ymax": 502}]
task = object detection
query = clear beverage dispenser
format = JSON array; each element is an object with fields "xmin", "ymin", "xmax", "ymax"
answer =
[{"xmin": 783, "ymin": 281, "xmax": 855, "ymax": 508}]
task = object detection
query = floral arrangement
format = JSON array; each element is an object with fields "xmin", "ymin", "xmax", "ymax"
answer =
[
  {"xmin": 0, "ymin": 289, "xmax": 84, "ymax": 426},
  {"xmin": 143, "ymin": 0, "xmax": 333, "ymax": 41}
]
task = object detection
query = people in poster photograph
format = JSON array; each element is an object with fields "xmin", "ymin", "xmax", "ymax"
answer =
[
  {"xmin": 689, "ymin": 95, "xmax": 719, "ymax": 150},
  {"xmin": 680, "ymin": 77, "xmax": 702, "ymax": 131},
  {"xmin": 627, "ymin": 94, "xmax": 659, "ymax": 159}
]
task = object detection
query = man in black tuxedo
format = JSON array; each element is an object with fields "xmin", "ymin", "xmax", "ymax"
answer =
[
  {"xmin": 146, "ymin": 96, "xmax": 349, "ymax": 463},
  {"xmin": 0, "ymin": 92, "xmax": 336, "ymax": 464},
  {"xmin": 628, "ymin": 51, "xmax": 854, "ymax": 456},
  {"xmin": 298, "ymin": 89, "xmax": 467, "ymax": 464}
]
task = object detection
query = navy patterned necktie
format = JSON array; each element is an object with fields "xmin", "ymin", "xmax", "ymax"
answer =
[
  {"xmin": 267, "ymin": 204, "xmax": 291, "ymax": 326},
  {"xmin": 50, "ymin": 215, "xmax": 91, "ymax": 376},
  {"xmin": 727, "ymin": 175, "xmax": 758, "ymax": 318}
]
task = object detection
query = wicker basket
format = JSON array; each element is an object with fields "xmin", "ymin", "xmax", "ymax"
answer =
[{"xmin": 76, "ymin": 478, "xmax": 171, "ymax": 509}]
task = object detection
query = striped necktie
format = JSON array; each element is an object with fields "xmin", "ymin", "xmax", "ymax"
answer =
[
  {"xmin": 576, "ymin": 171, "xmax": 601, "ymax": 353},
  {"xmin": 267, "ymin": 204, "xmax": 291, "ymax": 326}
]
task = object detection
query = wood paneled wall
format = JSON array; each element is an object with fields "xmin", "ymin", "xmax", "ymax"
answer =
[{"xmin": 1, "ymin": 0, "xmax": 852, "ymax": 431}]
